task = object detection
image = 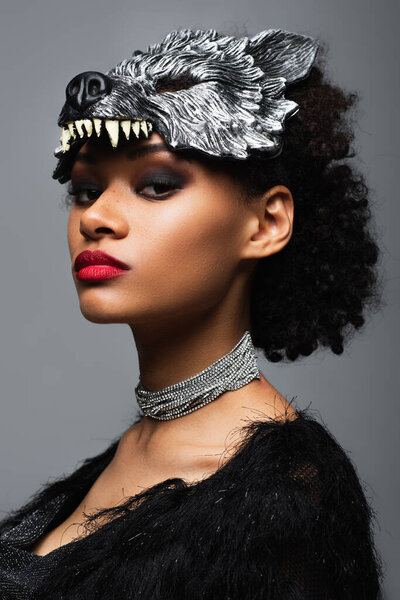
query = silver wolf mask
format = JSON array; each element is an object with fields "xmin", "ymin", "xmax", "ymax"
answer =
[{"xmin": 53, "ymin": 28, "xmax": 319, "ymax": 183}]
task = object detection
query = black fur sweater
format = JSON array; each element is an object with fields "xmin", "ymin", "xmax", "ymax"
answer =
[{"xmin": 0, "ymin": 408, "xmax": 383, "ymax": 599}]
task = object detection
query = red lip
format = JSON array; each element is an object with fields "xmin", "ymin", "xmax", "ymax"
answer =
[{"xmin": 74, "ymin": 250, "xmax": 130, "ymax": 272}]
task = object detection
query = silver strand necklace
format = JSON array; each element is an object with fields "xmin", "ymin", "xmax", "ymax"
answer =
[{"xmin": 134, "ymin": 330, "xmax": 260, "ymax": 420}]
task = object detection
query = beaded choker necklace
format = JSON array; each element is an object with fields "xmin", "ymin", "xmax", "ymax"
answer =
[{"xmin": 134, "ymin": 330, "xmax": 260, "ymax": 420}]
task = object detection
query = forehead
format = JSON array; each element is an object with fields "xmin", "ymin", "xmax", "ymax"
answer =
[
  {"xmin": 76, "ymin": 131, "xmax": 169, "ymax": 161},
  {"xmin": 70, "ymin": 132, "xmax": 224, "ymax": 179}
]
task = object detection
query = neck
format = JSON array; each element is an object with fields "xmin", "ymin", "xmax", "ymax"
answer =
[
  {"xmin": 121, "ymin": 319, "xmax": 295, "ymax": 471},
  {"xmin": 130, "ymin": 293, "xmax": 252, "ymax": 392},
  {"xmin": 125, "ymin": 288, "xmax": 291, "ymax": 449},
  {"xmin": 135, "ymin": 325, "xmax": 251, "ymax": 392}
]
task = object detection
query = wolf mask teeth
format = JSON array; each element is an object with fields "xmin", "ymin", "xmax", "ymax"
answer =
[
  {"xmin": 59, "ymin": 118, "xmax": 152, "ymax": 152},
  {"xmin": 53, "ymin": 28, "xmax": 319, "ymax": 183}
]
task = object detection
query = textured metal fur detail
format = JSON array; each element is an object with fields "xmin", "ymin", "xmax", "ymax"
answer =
[{"xmin": 53, "ymin": 28, "xmax": 319, "ymax": 182}]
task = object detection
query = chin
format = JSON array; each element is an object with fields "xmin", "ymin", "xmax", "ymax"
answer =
[
  {"xmin": 79, "ymin": 306, "xmax": 126, "ymax": 324},
  {"xmin": 77, "ymin": 294, "xmax": 129, "ymax": 324}
]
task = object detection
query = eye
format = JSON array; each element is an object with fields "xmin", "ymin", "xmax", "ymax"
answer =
[
  {"xmin": 136, "ymin": 174, "xmax": 185, "ymax": 200},
  {"xmin": 66, "ymin": 184, "xmax": 102, "ymax": 206}
]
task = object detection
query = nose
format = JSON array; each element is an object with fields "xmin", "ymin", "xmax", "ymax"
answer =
[
  {"xmin": 78, "ymin": 189, "xmax": 130, "ymax": 241},
  {"xmin": 65, "ymin": 71, "xmax": 113, "ymax": 112}
]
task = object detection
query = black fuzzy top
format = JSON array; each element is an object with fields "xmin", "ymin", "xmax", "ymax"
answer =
[{"xmin": 0, "ymin": 408, "xmax": 383, "ymax": 599}]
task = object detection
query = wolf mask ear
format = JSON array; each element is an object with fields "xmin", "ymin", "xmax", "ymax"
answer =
[
  {"xmin": 53, "ymin": 28, "xmax": 319, "ymax": 184},
  {"xmin": 247, "ymin": 29, "xmax": 319, "ymax": 83}
]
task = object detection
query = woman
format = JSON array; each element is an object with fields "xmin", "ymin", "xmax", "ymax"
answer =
[{"xmin": 0, "ymin": 28, "xmax": 383, "ymax": 598}]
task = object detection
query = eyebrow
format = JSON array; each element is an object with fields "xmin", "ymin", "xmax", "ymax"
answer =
[{"xmin": 74, "ymin": 143, "xmax": 190, "ymax": 165}]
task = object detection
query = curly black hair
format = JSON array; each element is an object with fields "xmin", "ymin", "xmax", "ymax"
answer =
[{"xmin": 209, "ymin": 41, "xmax": 383, "ymax": 362}]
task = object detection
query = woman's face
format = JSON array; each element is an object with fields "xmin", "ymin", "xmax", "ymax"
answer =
[{"xmin": 67, "ymin": 132, "xmax": 257, "ymax": 327}]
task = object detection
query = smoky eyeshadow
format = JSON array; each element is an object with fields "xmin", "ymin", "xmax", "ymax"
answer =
[
  {"xmin": 135, "ymin": 167, "xmax": 190, "ymax": 189},
  {"xmin": 67, "ymin": 180, "xmax": 101, "ymax": 194}
]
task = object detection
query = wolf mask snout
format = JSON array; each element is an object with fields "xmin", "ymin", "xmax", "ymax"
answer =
[{"xmin": 65, "ymin": 71, "xmax": 113, "ymax": 113}]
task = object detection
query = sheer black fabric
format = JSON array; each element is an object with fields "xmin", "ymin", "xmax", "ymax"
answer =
[{"xmin": 0, "ymin": 407, "xmax": 383, "ymax": 599}]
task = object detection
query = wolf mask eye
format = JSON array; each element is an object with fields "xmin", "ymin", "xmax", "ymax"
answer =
[{"xmin": 155, "ymin": 74, "xmax": 199, "ymax": 94}]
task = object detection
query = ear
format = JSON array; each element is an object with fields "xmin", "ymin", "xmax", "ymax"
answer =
[{"xmin": 240, "ymin": 185, "xmax": 294, "ymax": 260}]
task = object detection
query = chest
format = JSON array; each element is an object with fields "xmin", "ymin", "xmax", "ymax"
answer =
[{"xmin": 28, "ymin": 453, "xmax": 222, "ymax": 556}]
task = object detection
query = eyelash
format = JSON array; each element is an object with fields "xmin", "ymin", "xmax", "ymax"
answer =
[{"xmin": 66, "ymin": 175, "xmax": 184, "ymax": 207}]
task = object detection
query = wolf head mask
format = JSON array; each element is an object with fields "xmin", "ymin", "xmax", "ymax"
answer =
[{"xmin": 53, "ymin": 28, "xmax": 319, "ymax": 183}]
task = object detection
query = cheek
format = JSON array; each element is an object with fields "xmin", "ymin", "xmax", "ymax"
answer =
[
  {"xmin": 67, "ymin": 211, "xmax": 78, "ymax": 257},
  {"xmin": 135, "ymin": 199, "xmax": 242, "ymax": 310}
]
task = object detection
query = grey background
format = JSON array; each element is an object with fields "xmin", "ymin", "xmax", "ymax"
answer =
[{"xmin": 0, "ymin": 0, "xmax": 398, "ymax": 596}]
